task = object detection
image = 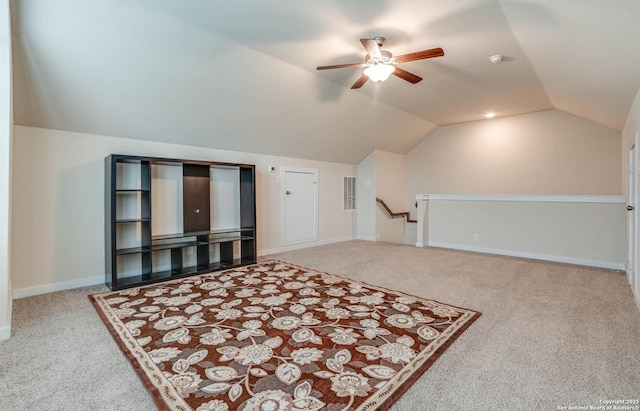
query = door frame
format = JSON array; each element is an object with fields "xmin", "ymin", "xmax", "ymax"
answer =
[
  {"xmin": 280, "ymin": 166, "xmax": 319, "ymax": 246},
  {"xmin": 628, "ymin": 133, "xmax": 639, "ymax": 287}
]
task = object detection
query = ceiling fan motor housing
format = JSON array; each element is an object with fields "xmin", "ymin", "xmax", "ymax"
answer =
[{"xmin": 366, "ymin": 50, "xmax": 396, "ymax": 66}]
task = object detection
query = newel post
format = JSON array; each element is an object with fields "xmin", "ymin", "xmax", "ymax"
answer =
[{"xmin": 415, "ymin": 195, "xmax": 429, "ymax": 247}]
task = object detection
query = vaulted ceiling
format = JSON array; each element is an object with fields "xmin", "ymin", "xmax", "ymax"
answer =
[{"xmin": 10, "ymin": 0, "xmax": 640, "ymax": 164}]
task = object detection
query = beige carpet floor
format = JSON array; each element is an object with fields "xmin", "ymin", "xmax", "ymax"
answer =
[{"xmin": 1, "ymin": 240, "xmax": 639, "ymax": 410}]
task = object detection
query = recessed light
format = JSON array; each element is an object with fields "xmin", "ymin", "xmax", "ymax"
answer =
[{"xmin": 485, "ymin": 112, "xmax": 496, "ymax": 119}]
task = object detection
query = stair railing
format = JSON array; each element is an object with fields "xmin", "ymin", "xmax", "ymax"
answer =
[{"xmin": 375, "ymin": 198, "xmax": 417, "ymax": 223}]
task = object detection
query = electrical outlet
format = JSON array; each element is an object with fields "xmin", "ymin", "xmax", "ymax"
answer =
[{"xmin": 473, "ymin": 233, "xmax": 479, "ymax": 241}]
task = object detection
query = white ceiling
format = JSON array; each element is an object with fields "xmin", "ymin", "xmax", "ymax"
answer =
[{"xmin": 10, "ymin": 0, "xmax": 640, "ymax": 164}]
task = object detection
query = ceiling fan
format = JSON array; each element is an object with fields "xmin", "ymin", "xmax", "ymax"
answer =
[{"xmin": 317, "ymin": 36, "xmax": 444, "ymax": 89}]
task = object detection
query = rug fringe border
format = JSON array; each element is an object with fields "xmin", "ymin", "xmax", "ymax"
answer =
[{"xmin": 89, "ymin": 294, "xmax": 189, "ymax": 411}]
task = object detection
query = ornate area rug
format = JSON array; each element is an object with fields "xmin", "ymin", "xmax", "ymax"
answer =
[{"xmin": 90, "ymin": 260, "xmax": 481, "ymax": 411}]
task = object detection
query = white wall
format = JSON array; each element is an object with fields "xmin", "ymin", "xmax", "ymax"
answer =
[
  {"xmin": 356, "ymin": 152, "xmax": 376, "ymax": 241},
  {"xmin": 0, "ymin": 0, "xmax": 13, "ymax": 341},
  {"xmin": 374, "ymin": 151, "xmax": 406, "ymax": 244},
  {"xmin": 356, "ymin": 150, "xmax": 409, "ymax": 243},
  {"xmin": 406, "ymin": 109, "xmax": 622, "ymax": 214},
  {"xmin": 11, "ymin": 126, "xmax": 356, "ymax": 295}
]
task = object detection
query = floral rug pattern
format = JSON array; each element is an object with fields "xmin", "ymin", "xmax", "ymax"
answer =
[{"xmin": 90, "ymin": 260, "xmax": 480, "ymax": 411}]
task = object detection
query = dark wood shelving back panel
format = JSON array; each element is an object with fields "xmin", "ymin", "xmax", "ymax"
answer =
[{"xmin": 183, "ymin": 164, "xmax": 211, "ymax": 233}]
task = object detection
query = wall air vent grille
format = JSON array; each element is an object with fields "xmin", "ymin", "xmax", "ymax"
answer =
[{"xmin": 343, "ymin": 176, "xmax": 356, "ymax": 211}]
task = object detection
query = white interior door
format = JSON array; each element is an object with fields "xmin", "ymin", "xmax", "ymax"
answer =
[
  {"xmin": 634, "ymin": 133, "xmax": 640, "ymax": 300},
  {"xmin": 282, "ymin": 168, "xmax": 318, "ymax": 245},
  {"xmin": 628, "ymin": 135, "xmax": 638, "ymax": 288}
]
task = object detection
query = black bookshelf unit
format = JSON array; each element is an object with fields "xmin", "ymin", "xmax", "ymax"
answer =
[{"xmin": 105, "ymin": 154, "xmax": 256, "ymax": 290}]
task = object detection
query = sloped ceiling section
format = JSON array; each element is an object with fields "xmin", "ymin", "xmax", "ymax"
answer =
[
  {"xmin": 500, "ymin": 0, "xmax": 640, "ymax": 131},
  {"xmin": 10, "ymin": 0, "xmax": 437, "ymax": 164},
  {"xmin": 10, "ymin": 0, "xmax": 640, "ymax": 164}
]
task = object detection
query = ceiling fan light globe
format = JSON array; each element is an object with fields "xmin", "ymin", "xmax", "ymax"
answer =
[{"xmin": 364, "ymin": 64, "xmax": 396, "ymax": 83}]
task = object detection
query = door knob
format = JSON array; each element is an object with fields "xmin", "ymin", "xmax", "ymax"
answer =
[
  {"xmin": 195, "ymin": 208, "xmax": 200, "ymax": 214},
  {"xmin": 627, "ymin": 205, "xmax": 634, "ymax": 211},
  {"xmin": 286, "ymin": 191, "xmax": 291, "ymax": 195}
]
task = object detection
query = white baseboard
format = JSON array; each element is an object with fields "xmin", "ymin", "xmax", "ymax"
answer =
[
  {"xmin": 636, "ymin": 291, "xmax": 640, "ymax": 313},
  {"xmin": 12, "ymin": 275, "xmax": 105, "ymax": 299},
  {"xmin": 427, "ymin": 241, "xmax": 625, "ymax": 271},
  {"xmin": 259, "ymin": 235, "xmax": 355, "ymax": 257},
  {"xmin": 415, "ymin": 241, "xmax": 427, "ymax": 248},
  {"xmin": 0, "ymin": 326, "xmax": 10, "ymax": 341},
  {"xmin": 355, "ymin": 235, "xmax": 376, "ymax": 241},
  {"xmin": 12, "ymin": 238, "xmax": 356, "ymax": 299}
]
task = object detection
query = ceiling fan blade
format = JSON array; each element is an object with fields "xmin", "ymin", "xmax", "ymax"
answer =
[
  {"xmin": 360, "ymin": 38, "xmax": 381, "ymax": 58},
  {"xmin": 316, "ymin": 63, "xmax": 364, "ymax": 70},
  {"xmin": 351, "ymin": 74, "xmax": 369, "ymax": 89},
  {"xmin": 392, "ymin": 67, "xmax": 423, "ymax": 84},
  {"xmin": 395, "ymin": 47, "xmax": 444, "ymax": 63}
]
